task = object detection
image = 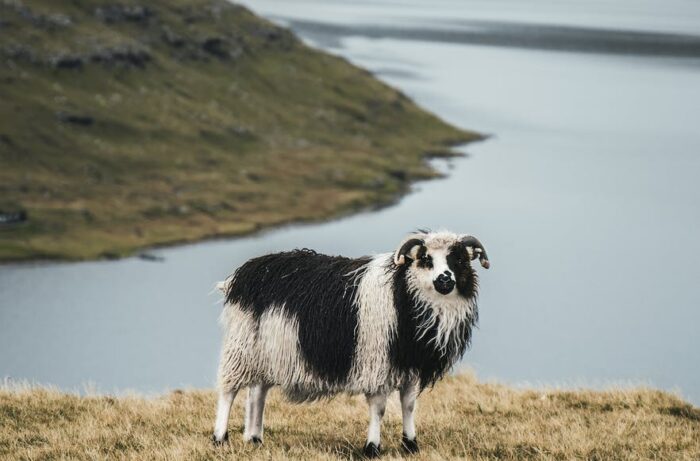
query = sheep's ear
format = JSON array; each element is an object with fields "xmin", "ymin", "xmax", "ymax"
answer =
[{"xmin": 394, "ymin": 237, "xmax": 425, "ymax": 266}]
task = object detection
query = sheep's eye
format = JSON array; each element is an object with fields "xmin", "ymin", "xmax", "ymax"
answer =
[{"xmin": 418, "ymin": 254, "xmax": 432, "ymax": 268}]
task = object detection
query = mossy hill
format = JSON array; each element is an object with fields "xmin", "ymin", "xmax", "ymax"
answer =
[{"xmin": 0, "ymin": 0, "xmax": 479, "ymax": 262}]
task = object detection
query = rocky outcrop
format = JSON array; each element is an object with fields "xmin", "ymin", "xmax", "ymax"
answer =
[
  {"xmin": 1, "ymin": 1, "xmax": 73, "ymax": 29},
  {"xmin": 1, "ymin": 1, "xmax": 298, "ymax": 71},
  {"xmin": 89, "ymin": 45, "xmax": 151, "ymax": 68},
  {"xmin": 94, "ymin": 5, "xmax": 153, "ymax": 24},
  {"xmin": 0, "ymin": 210, "xmax": 27, "ymax": 225},
  {"xmin": 44, "ymin": 46, "xmax": 151, "ymax": 69},
  {"xmin": 56, "ymin": 112, "xmax": 94, "ymax": 126},
  {"xmin": 49, "ymin": 53, "xmax": 84, "ymax": 69}
]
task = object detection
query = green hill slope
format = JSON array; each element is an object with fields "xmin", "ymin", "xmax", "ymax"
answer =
[{"xmin": 0, "ymin": 0, "xmax": 479, "ymax": 261}]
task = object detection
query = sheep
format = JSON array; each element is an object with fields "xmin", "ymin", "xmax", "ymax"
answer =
[{"xmin": 211, "ymin": 230, "xmax": 490, "ymax": 457}]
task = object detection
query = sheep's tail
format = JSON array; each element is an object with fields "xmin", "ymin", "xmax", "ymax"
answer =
[
  {"xmin": 215, "ymin": 279, "xmax": 231, "ymax": 294},
  {"xmin": 212, "ymin": 278, "xmax": 232, "ymax": 300}
]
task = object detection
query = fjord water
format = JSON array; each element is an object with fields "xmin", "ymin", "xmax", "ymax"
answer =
[{"xmin": 1, "ymin": 1, "xmax": 700, "ymax": 403}]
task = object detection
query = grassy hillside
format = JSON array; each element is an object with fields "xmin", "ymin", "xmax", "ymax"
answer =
[
  {"xmin": 0, "ymin": 0, "xmax": 479, "ymax": 261},
  {"xmin": 1, "ymin": 373, "xmax": 698, "ymax": 460}
]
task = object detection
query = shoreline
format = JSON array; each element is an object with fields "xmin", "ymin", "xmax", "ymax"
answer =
[{"xmin": 0, "ymin": 136, "xmax": 485, "ymax": 266}]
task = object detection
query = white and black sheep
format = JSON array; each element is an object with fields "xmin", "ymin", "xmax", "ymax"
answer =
[{"xmin": 212, "ymin": 230, "xmax": 490, "ymax": 457}]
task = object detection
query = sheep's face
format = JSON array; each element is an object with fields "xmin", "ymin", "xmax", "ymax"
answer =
[{"xmin": 394, "ymin": 232, "xmax": 489, "ymax": 300}]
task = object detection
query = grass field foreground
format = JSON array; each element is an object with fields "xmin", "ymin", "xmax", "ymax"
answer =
[{"xmin": 1, "ymin": 373, "xmax": 699, "ymax": 460}]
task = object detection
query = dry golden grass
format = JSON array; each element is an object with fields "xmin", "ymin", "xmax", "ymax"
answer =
[{"xmin": 1, "ymin": 373, "xmax": 698, "ymax": 460}]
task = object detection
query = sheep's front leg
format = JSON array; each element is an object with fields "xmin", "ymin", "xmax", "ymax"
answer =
[
  {"xmin": 212, "ymin": 388, "xmax": 238, "ymax": 444},
  {"xmin": 400, "ymin": 381, "xmax": 420, "ymax": 454},
  {"xmin": 244, "ymin": 383, "xmax": 272, "ymax": 443},
  {"xmin": 364, "ymin": 392, "xmax": 388, "ymax": 458}
]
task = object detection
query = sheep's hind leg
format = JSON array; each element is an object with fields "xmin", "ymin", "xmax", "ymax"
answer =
[
  {"xmin": 364, "ymin": 392, "xmax": 388, "ymax": 458},
  {"xmin": 212, "ymin": 387, "xmax": 238, "ymax": 444},
  {"xmin": 244, "ymin": 383, "xmax": 272, "ymax": 444}
]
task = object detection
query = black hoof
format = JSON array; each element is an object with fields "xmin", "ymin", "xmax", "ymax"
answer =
[
  {"xmin": 363, "ymin": 442, "xmax": 381, "ymax": 458},
  {"xmin": 401, "ymin": 434, "xmax": 419, "ymax": 454},
  {"xmin": 250, "ymin": 436, "xmax": 263, "ymax": 445},
  {"xmin": 211, "ymin": 432, "xmax": 228, "ymax": 446}
]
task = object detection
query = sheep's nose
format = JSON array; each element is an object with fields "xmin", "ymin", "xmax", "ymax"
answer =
[{"xmin": 433, "ymin": 273, "xmax": 455, "ymax": 295}]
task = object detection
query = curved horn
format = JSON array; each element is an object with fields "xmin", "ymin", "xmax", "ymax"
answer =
[
  {"xmin": 461, "ymin": 235, "xmax": 490, "ymax": 269},
  {"xmin": 394, "ymin": 238, "xmax": 424, "ymax": 266}
]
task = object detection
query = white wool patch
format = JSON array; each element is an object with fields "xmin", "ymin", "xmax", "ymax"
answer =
[
  {"xmin": 217, "ymin": 303, "xmax": 322, "ymax": 392},
  {"xmin": 406, "ymin": 269, "xmax": 475, "ymax": 355},
  {"xmin": 217, "ymin": 304, "xmax": 260, "ymax": 391},
  {"xmin": 400, "ymin": 380, "xmax": 419, "ymax": 440},
  {"xmin": 349, "ymin": 253, "xmax": 398, "ymax": 393},
  {"xmin": 257, "ymin": 306, "xmax": 318, "ymax": 388}
]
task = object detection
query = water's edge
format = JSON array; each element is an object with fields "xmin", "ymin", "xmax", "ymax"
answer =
[{"xmin": 0, "ymin": 138, "xmax": 484, "ymax": 266}]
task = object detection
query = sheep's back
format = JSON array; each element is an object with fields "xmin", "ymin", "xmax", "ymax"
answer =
[{"xmin": 224, "ymin": 249, "xmax": 371, "ymax": 384}]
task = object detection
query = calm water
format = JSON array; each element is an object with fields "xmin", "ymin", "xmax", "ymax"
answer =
[{"xmin": 1, "ymin": 1, "xmax": 699, "ymax": 403}]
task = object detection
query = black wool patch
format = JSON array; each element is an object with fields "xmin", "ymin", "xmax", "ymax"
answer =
[
  {"xmin": 446, "ymin": 242, "xmax": 479, "ymax": 300},
  {"xmin": 225, "ymin": 250, "xmax": 371, "ymax": 384},
  {"xmin": 415, "ymin": 246, "xmax": 433, "ymax": 269}
]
